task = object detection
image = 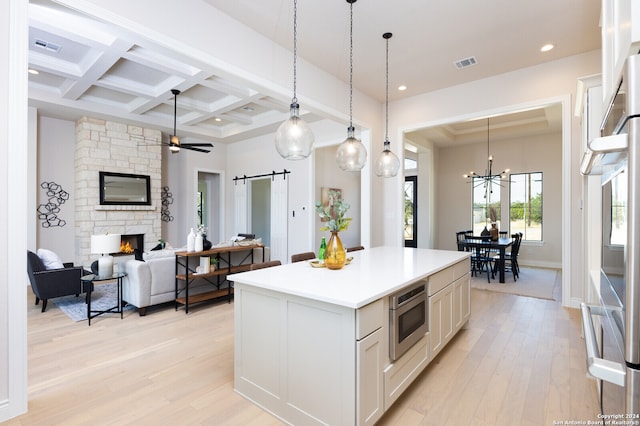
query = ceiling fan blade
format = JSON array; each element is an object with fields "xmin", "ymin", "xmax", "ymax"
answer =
[
  {"xmin": 182, "ymin": 143, "xmax": 214, "ymax": 148},
  {"xmin": 182, "ymin": 145, "xmax": 211, "ymax": 153}
]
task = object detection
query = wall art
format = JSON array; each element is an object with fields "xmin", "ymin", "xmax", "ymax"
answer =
[
  {"xmin": 161, "ymin": 186, "xmax": 174, "ymax": 222},
  {"xmin": 37, "ymin": 181, "xmax": 69, "ymax": 227}
]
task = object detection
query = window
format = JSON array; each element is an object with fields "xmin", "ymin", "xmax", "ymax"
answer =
[
  {"xmin": 404, "ymin": 176, "xmax": 417, "ymax": 247},
  {"xmin": 404, "ymin": 157, "xmax": 417, "ymax": 170},
  {"xmin": 472, "ymin": 176, "xmax": 501, "ymax": 235},
  {"xmin": 509, "ymin": 172, "xmax": 542, "ymax": 241}
]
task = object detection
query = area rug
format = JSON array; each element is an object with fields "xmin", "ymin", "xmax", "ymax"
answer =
[
  {"xmin": 470, "ymin": 267, "xmax": 558, "ymax": 300},
  {"xmin": 52, "ymin": 283, "xmax": 134, "ymax": 322}
]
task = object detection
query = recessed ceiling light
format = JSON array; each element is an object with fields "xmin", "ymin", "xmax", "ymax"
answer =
[
  {"xmin": 397, "ymin": 85, "xmax": 407, "ymax": 91},
  {"xmin": 214, "ymin": 117, "xmax": 222, "ymax": 122},
  {"xmin": 540, "ymin": 43, "xmax": 555, "ymax": 52},
  {"xmin": 28, "ymin": 69, "xmax": 39, "ymax": 75}
]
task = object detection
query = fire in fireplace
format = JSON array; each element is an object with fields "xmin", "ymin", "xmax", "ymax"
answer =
[{"xmin": 118, "ymin": 234, "xmax": 144, "ymax": 255}]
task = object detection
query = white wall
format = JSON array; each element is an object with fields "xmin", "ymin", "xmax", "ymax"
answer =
[
  {"xmin": 35, "ymin": 117, "xmax": 76, "ymax": 261},
  {"xmin": 315, "ymin": 145, "xmax": 362, "ymax": 250},
  {"xmin": 226, "ymin": 132, "xmax": 313, "ymax": 259},
  {"xmin": 164, "ymin": 138, "xmax": 228, "ymax": 249}
]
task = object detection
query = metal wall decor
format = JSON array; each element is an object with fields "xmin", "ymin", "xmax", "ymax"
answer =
[
  {"xmin": 37, "ymin": 181, "xmax": 69, "ymax": 228},
  {"xmin": 161, "ymin": 186, "xmax": 174, "ymax": 222}
]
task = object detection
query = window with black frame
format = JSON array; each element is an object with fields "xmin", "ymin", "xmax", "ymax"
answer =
[
  {"xmin": 404, "ymin": 176, "xmax": 417, "ymax": 247},
  {"xmin": 509, "ymin": 172, "xmax": 543, "ymax": 241}
]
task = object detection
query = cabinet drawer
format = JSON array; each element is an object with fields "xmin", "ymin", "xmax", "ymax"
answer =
[
  {"xmin": 356, "ymin": 299, "xmax": 384, "ymax": 340},
  {"xmin": 428, "ymin": 259, "xmax": 470, "ymax": 296},
  {"xmin": 452, "ymin": 258, "xmax": 470, "ymax": 281},
  {"xmin": 428, "ymin": 267, "xmax": 453, "ymax": 296}
]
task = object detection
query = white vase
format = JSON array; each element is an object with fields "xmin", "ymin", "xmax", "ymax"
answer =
[
  {"xmin": 187, "ymin": 228, "xmax": 195, "ymax": 252},
  {"xmin": 195, "ymin": 233, "xmax": 204, "ymax": 252}
]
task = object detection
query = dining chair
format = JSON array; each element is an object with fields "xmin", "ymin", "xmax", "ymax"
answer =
[
  {"xmin": 346, "ymin": 245, "xmax": 364, "ymax": 252},
  {"xmin": 250, "ymin": 260, "xmax": 282, "ymax": 270},
  {"xmin": 466, "ymin": 236, "xmax": 493, "ymax": 282},
  {"xmin": 456, "ymin": 231, "xmax": 468, "ymax": 251},
  {"xmin": 492, "ymin": 232, "xmax": 521, "ymax": 281},
  {"xmin": 290, "ymin": 251, "xmax": 316, "ymax": 263}
]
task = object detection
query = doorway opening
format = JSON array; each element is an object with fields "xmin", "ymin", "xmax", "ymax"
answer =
[
  {"xmin": 249, "ymin": 178, "xmax": 271, "ymax": 247},
  {"xmin": 197, "ymin": 171, "xmax": 221, "ymax": 244}
]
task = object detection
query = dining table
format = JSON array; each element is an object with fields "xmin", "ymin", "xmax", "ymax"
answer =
[{"xmin": 460, "ymin": 237, "xmax": 514, "ymax": 283}]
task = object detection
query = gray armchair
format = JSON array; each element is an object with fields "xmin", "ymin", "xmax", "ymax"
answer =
[{"xmin": 26, "ymin": 250, "xmax": 90, "ymax": 312}]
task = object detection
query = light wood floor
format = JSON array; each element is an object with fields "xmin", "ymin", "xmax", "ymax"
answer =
[{"xmin": 7, "ymin": 279, "xmax": 600, "ymax": 425}]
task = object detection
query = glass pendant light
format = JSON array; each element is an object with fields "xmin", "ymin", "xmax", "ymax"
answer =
[
  {"xmin": 374, "ymin": 32, "xmax": 400, "ymax": 177},
  {"xmin": 336, "ymin": 0, "xmax": 367, "ymax": 172},
  {"xmin": 275, "ymin": 0, "xmax": 315, "ymax": 160}
]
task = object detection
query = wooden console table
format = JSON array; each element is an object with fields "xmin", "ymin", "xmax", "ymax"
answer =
[{"xmin": 174, "ymin": 244, "xmax": 264, "ymax": 313}]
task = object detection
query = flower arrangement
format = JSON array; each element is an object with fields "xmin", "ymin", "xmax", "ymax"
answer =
[
  {"xmin": 315, "ymin": 190, "xmax": 352, "ymax": 232},
  {"xmin": 197, "ymin": 224, "xmax": 207, "ymax": 236}
]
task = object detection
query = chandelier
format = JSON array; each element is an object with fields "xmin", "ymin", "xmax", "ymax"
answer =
[{"xmin": 463, "ymin": 118, "xmax": 510, "ymax": 219}]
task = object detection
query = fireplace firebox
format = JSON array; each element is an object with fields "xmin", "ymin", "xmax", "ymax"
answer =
[{"xmin": 117, "ymin": 234, "xmax": 144, "ymax": 255}]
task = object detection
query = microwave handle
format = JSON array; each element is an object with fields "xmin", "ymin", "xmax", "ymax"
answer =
[{"xmin": 580, "ymin": 303, "xmax": 626, "ymax": 387}]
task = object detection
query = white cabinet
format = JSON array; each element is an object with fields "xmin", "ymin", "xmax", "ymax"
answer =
[
  {"xmin": 357, "ymin": 327, "xmax": 384, "ymax": 425},
  {"xmin": 429, "ymin": 284, "xmax": 453, "ymax": 358},
  {"xmin": 235, "ymin": 287, "xmax": 385, "ymax": 426},
  {"xmin": 453, "ymin": 274, "xmax": 471, "ymax": 331},
  {"xmin": 428, "ymin": 258, "xmax": 470, "ymax": 360},
  {"xmin": 602, "ymin": 0, "xmax": 640, "ymax": 102}
]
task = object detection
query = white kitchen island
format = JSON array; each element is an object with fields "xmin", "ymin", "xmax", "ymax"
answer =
[{"xmin": 230, "ymin": 246, "xmax": 470, "ymax": 426}]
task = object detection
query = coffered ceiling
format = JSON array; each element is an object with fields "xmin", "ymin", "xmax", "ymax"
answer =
[{"xmin": 28, "ymin": 0, "xmax": 600, "ymax": 147}]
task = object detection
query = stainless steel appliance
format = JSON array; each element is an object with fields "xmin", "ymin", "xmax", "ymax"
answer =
[
  {"xmin": 581, "ymin": 53, "xmax": 640, "ymax": 415},
  {"xmin": 389, "ymin": 280, "xmax": 428, "ymax": 361}
]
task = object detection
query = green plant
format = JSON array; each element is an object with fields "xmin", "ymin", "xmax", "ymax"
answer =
[{"xmin": 315, "ymin": 191, "xmax": 352, "ymax": 232}]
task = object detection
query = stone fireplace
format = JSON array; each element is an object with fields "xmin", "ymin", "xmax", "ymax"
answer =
[{"xmin": 75, "ymin": 117, "xmax": 163, "ymax": 266}]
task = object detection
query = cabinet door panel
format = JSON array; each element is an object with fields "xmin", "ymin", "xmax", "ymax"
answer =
[
  {"xmin": 453, "ymin": 274, "xmax": 470, "ymax": 331},
  {"xmin": 429, "ymin": 285, "xmax": 453, "ymax": 358},
  {"xmin": 357, "ymin": 327, "xmax": 384, "ymax": 425}
]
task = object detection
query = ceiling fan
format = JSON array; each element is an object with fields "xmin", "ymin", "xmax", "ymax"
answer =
[{"xmin": 167, "ymin": 89, "xmax": 213, "ymax": 154}]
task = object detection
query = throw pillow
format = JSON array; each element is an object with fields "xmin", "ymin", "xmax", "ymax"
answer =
[{"xmin": 37, "ymin": 248, "xmax": 64, "ymax": 269}]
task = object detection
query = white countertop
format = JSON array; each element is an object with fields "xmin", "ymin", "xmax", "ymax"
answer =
[{"xmin": 229, "ymin": 246, "xmax": 470, "ymax": 308}]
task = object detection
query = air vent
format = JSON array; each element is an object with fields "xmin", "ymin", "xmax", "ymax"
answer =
[
  {"xmin": 454, "ymin": 56, "xmax": 477, "ymax": 70},
  {"xmin": 34, "ymin": 39, "xmax": 61, "ymax": 53}
]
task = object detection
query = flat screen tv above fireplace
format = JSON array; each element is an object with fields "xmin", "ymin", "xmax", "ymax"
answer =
[{"xmin": 99, "ymin": 171, "xmax": 151, "ymax": 205}]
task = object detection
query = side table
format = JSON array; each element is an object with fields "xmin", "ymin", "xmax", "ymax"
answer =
[{"xmin": 81, "ymin": 272, "xmax": 127, "ymax": 326}]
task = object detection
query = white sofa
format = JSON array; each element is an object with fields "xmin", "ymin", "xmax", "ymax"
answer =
[{"xmin": 121, "ymin": 247, "xmax": 268, "ymax": 315}]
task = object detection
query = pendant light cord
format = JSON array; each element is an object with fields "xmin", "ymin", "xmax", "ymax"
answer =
[
  {"xmin": 292, "ymin": 0, "xmax": 298, "ymax": 104},
  {"xmin": 349, "ymin": 0, "xmax": 354, "ymax": 128},
  {"xmin": 385, "ymin": 35, "xmax": 389, "ymax": 141},
  {"xmin": 487, "ymin": 118, "xmax": 490, "ymax": 164}
]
